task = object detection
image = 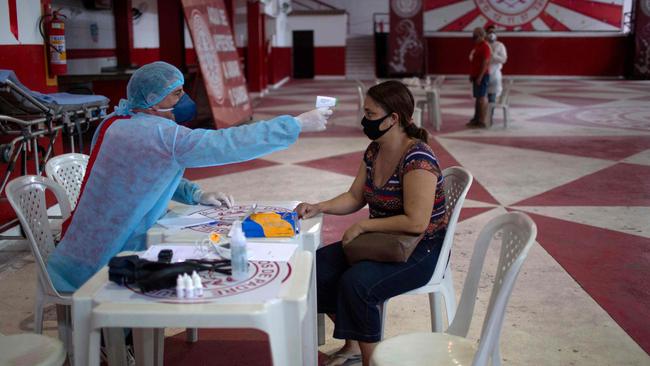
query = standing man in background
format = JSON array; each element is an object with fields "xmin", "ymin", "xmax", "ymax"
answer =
[
  {"xmin": 486, "ymin": 24, "xmax": 508, "ymax": 124},
  {"xmin": 467, "ymin": 27, "xmax": 491, "ymax": 128}
]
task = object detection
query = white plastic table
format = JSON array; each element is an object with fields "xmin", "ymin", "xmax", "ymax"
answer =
[
  {"xmin": 147, "ymin": 201, "xmax": 325, "ymax": 359},
  {"xmin": 72, "ymin": 251, "xmax": 313, "ymax": 366}
]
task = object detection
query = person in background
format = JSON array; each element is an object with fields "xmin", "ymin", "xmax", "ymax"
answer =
[
  {"xmin": 486, "ymin": 24, "xmax": 508, "ymax": 123},
  {"xmin": 296, "ymin": 81, "xmax": 447, "ymax": 366},
  {"xmin": 47, "ymin": 61, "xmax": 332, "ymax": 292},
  {"xmin": 467, "ymin": 27, "xmax": 491, "ymax": 128}
]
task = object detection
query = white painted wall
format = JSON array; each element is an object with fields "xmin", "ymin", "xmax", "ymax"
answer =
[
  {"xmin": 325, "ymin": 0, "xmax": 388, "ymax": 36},
  {"xmin": 285, "ymin": 13, "xmax": 347, "ymax": 46},
  {"xmin": 131, "ymin": 0, "xmax": 194, "ymax": 49},
  {"xmin": 0, "ymin": 0, "xmax": 44, "ymax": 45}
]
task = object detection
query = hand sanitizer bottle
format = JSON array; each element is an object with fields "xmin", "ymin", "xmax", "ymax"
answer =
[{"xmin": 230, "ymin": 220, "xmax": 249, "ymax": 280}]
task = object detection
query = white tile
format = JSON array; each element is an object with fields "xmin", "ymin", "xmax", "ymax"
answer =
[{"xmin": 436, "ymin": 137, "xmax": 615, "ymax": 206}]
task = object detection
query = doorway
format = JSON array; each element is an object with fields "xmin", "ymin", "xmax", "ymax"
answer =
[{"xmin": 293, "ymin": 30, "xmax": 314, "ymax": 78}]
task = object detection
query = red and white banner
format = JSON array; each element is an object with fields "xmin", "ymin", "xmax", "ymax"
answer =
[
  {"xmin": 424, "ymin": 0, "xmax": 624, "ymax": 32},
  {"xmin": 633, "ymin": 0, "xmax": 650, "ymax": 78},
  {"xmin": 389, "ymin": 0, "xmax": 425, "ymax": 75},
  {"xmin": 182, "ymin": 0, "xmax": 252, "ymax": 128}
]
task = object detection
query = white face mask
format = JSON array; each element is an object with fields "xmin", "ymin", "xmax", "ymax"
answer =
[{"xmin": 487, "ymin": 33, "xmax": 497, "ymax": 42}]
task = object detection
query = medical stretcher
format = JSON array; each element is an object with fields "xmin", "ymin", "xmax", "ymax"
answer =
[{"xmin": 0, "ymin": 70, "xmax": 109, "ymax": 195}]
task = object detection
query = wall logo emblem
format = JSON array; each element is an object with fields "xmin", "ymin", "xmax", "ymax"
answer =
[
  {"xmin": 475, "ymin": 0, "xmax": 548, "ymax": 26},
  {"xmin": 191, "ymin": 9, "xmax": 225, "ymax": 105},
  {"xmin": 391, "ymin": 0, "xmax": 422, "ymax": 18}
]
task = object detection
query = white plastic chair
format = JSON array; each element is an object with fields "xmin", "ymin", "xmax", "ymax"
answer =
[
  {"xmin": 5, "ymin": 176, "xmax": 73, "ymax": 358},
  {"xmin": 381, "ymin": 166, "xmax": 473, "ymax": 335},
  {"xmin": 44, "ymin": 153, "xmax": 89, "ymax": 210},
  {"xmin": 6, "ymin": 175, "xmax": 128, "ymax": 365},
  {"xmin": 488, "ymin": 79, "xmax": 513, "ymax": 128},
  {"xmin": 355, "ymin": 79, "xmax": 367, "ymax": 127},
  {"xmin": 410, "ymin": 75, "xmax": 444, "ymax": 131},
  {"xmin": 0, "ymin": 332, "xmax": 66, "ymax": 366},
  {"xmin": 371, "ymin": 212, "xmax": 537, "ymax": 366}
]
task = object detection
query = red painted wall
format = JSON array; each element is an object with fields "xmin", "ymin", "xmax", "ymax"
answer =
[
  {"xmin": 0, "ymin": 45, "xmax": 55, "ymax": 92},
  {"xmin": 269, "ymin": 47, "xmax": 291, "ymax": 84},
  {"xmin": 315, "ymin": 46, "xmax": 346, "ymax": 75},
  {"xmin": 426, "ymin": 35, "xmax": 627, "ymax": 76}
]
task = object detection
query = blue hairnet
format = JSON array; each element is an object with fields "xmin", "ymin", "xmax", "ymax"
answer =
[{"xmin": 114, "ymin": 61, "xmax": 184, "ymax": 116}]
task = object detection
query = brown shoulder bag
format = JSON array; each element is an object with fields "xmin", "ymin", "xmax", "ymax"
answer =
[{"xmin": 343, "ymin": 232, "xmax": 424, "ymax": 264}]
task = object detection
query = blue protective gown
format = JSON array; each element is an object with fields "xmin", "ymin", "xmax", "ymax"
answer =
[{"xmin": 47, "ymin": 113, "xmax": 301, "ymax": 292}]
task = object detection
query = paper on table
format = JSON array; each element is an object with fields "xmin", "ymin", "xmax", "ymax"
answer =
[
  {"xmin": 157, "ymin": 214, "xmax": 216, "ymax": 229},
  {"xmin": 246, "ymin": 242, "xmax": 298, "ymax": 262},
  {"xmin": 140, "ymin": 242, "xmax": 298, "ymax": 263}
]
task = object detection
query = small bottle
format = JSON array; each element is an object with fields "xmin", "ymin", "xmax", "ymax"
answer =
[
  {"xmin": 192, "ymin": 271, "xmax": 204, "ymax": 297},
  {"xmin": 230, "ymin": 220, "xmax": 249, "ymax": 280},
  {"xmin": 184, "ymin": 273, "xmax": 195, "ymax": 298},
  {"xmin": 176, "ymin": 274, "xmax": 185, "ymax": 298}
]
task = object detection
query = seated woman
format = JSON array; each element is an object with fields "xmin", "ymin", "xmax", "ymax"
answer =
[{"xmin": 296, "ymin": 81, "xmax": 447, "ymax": 366}]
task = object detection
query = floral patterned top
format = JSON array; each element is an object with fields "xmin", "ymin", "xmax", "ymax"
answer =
[{"xmin": 362, "ymin": 141, "xmax": 447, "ymax": 238}]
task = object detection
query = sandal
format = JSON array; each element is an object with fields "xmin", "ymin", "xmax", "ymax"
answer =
[{"xmin": 324, "ymin": 351, "xmax": 362, "ymax": 366}]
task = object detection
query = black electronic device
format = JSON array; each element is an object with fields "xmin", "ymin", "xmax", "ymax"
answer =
[{"xmin": 158, "ymin": 249, "xmax": 173, "ymax": 263}]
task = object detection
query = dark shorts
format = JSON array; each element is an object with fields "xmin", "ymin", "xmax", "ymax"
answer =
[
  {"xmin": 473, "ymin": 74, "xmax": 490, "ymax": 98},
  {"xmin": 316, "ymin": 230, "xmax": 445, "ymax": 343}
]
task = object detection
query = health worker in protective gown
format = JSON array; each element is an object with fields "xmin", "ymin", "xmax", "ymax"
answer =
[{"xmin": 47, "ymin": 61, "xmax": 332, "ymax": 292}]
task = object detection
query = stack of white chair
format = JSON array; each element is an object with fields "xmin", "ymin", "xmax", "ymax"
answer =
[
  {"xmin": 44, "ymin": 153, "xmax": 89, "ymax": 210},
  {"xmin": 371, "ymin": 212, "xmax": 537, "ymax": 366}
]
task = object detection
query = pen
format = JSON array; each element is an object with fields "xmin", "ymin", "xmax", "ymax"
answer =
[{"xmin": 185, "ymin": 221, "xmax": 218, "ymax": 229}]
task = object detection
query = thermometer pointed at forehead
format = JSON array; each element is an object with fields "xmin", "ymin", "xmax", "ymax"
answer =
[{"xmin": 316, "ymin": 96, "xmax": 337, "ymax": 108}]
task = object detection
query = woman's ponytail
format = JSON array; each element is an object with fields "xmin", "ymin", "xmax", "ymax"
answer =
[{"xmin": 404, "ymin": 123, "xmax": 429, "ymax": 143}]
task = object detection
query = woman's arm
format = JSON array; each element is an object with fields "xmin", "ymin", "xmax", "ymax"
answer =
[
  {"xmin": 296, "ymin": 161, "xmax": 367, "ymax": 218},
  {"xmin": 342, "ymin": 169, "xmax": 437, "ymax": 243}
]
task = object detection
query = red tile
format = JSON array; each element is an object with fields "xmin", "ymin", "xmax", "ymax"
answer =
[
  {"xmin": 322, "ymin": 208, "xmax": 370, "ymax": 245},
  {"xmin": 299, "ymin": 124, "xmax": 365, "ymax": 138},
  {"xmin": 297, "ymin": 151, "xmax": 365, "ymax": 177},
  {"xmin": 447, "ymin": 136, "xmax": 650, "ymax": 161},
  {"xmin": 514, "ymin": 163, "xmax": 650, "ymax": 207},
  {"xmin": 519, "ymin": 211, "xmax": 650, "ymax": 354},
  {"xmin": 458, "ymin": 207, "xmax": 494, "ymax": 222},
  {"xmin": 429, "ymin": 138, "xmax": 500, "ymax": 205},
  {"xmin": 183, "ymin": 159, "xmax": 278, "ymax": 180}
]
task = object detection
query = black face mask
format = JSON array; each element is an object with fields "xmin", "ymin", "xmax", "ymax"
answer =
[{"xmin": 361, "ymin": 114, "xmax": 394, "ymax": 140}]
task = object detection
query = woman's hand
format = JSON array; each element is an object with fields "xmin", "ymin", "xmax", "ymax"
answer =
[
  {"xmin": 295, "ymin": 202, "xmax": 322, "ymax": 219},
  {"xmin": 342, "ymin": 222, "xmax": 366, "ymax": 245}
]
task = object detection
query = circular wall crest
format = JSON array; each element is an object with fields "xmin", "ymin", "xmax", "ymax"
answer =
[
  {"xmin": 391, "ymin": 0, "xmax": 422, "ymax": 18},
  {"xmin": 474, "ymin": 0, "xmax": 549, "ymax": 26}
]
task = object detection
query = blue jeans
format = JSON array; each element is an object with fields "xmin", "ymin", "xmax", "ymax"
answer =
[
  {"xmin": 316, "ymin": 231, "xmax": 445, "ymax": 342},
  {"xmin": 473, "ymin": 74, "xmax": 490, "ymax": 98}
]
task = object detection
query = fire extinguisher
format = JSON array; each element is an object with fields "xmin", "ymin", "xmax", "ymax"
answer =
[{"xmin": 40, "ymin": 9, "xmax": 67, "ymax": 76}]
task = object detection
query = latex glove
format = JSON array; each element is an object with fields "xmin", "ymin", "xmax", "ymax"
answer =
[
  {"xmin": 295, "ymin": 107, "xmax": 332, "ymax": 132},
  {"xmin": 193, "ymin": 190, "xmax": 235, "ymax": 208}
]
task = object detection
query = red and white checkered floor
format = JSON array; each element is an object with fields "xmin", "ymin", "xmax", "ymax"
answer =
[{"xmin": 1, "ymin": 78, "xmax": 649, "ymax": 365}]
